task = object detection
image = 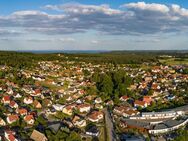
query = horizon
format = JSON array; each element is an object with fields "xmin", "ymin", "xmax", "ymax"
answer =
[{"xmin": 0, "ymin": 0, "xmax": 188, "ymax": 50}]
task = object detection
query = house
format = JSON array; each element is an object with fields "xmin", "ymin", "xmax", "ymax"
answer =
[
  {"xmin": 23, "ymin": 97, "xmax": 33, "ymax": 104},
  {"xmin": 94, "ymin": 97, "xmax": 102, "ymax": 104},
  {"xmin": 134, "ymin": 100, "xmax": 147, "ymax": 108},
  {"xmin": 72, "ymin": 115, "xmax": 86, "ymax": 127},
  {"xmin": 143, "ymin": 96, "xmax": 153, "ymax": 105},
  {"xmin": 2, "ymin": 96, "xmax": 11, "ymax": 104},
  {"xmin": 31, "ymin": 89, "xmax": 41, "ymax": 97},
  {"xmin": 113, "ymin": 106, "xmax": 125, "ymax": 115},
  {"xmin": 7, "ymin": 114, "xmax": 19, "ymax": 124},
  {"xmin": 138, "ymin": 82, "xmax": 147, "ymax": 89},
  {"xmin": 52, "ymin": 104, "xmax": 64, "ymax": 111},
  {"xmin": 30, "ymin": 130, "xmax": 48, "ymax": 141},
  {"xmin": 9, "ymin": 101, "xmax": 18, "ymax": 109},
  {"xmin": 24, "ymin": 115, "xmax": 35, "ymax": 125},
  {"xmin": 62, "ymin": 104, "xmax": 76, "ymax": 116},
  {"xmin": 6, "ymin": 88, "xmax": 14, "ymax": 95},
  {"xmin": 5, "ymin": 130, "xmax": 18, "ymax": 141},
  {"xmin": 106, "ymin": 100, "xmax": 114, "ymax": 106},
  {"xmin": 77, "ymin": 103, "xmax": 91, "ymax": 113},
  {"xmin": 120, "ymin": 96, "xmax": 129, "ymax": 102},
  {"xmin": 13, "ymin": 93, "xmax": 22, "ymax": 98},
  {"xmin": 86, "ymin": 125, "xmax": 99, "ymax": 136},
  {"xmin": 95, "ymin": 103, "xmax": 103, "ymax": 109},
  {"xmin": 113, "ymin": 106, "xmax": 139, "ymax": 117},
  {"xmin": 43, "ymin": 99, "xmax": 52, "ymax": 107},
  {"xmin": 17, "ymin": 108, "xmax": 28, "ymax": 116},
  {"xmin": 88, "ymin": 111, "xmax": 104, "ymax": 122},
  {"xmin": 33, "ymin": 100, "xmax": 42, "ymax": 109},
  {"xmin": 151, "ymin": 83, "xmax": 161, "ymax": 90},
  {"xmin": 0, "ymin": 118, "xmax": 6, "ymax": 126}
]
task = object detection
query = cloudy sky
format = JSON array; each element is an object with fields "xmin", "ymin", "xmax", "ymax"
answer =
[{"xmin": 0, "ymin": 0, "xmax": 188, "ymax": 50}]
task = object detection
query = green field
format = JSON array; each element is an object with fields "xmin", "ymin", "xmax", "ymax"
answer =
[{"xmin": 159, "ymin": 58, "xmax": 188, "ymax": 65}]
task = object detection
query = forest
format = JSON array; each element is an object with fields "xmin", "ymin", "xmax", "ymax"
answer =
[{"xmin": 0, "ymin": 51, "xmax": 187, "ymax": 68}]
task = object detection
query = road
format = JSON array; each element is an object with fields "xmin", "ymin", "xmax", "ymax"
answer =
[{"xmin": 104, "ymin": 108, "xmax": 116, "ymax": 141}]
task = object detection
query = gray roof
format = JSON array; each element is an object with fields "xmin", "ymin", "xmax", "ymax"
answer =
[
  {"xmin": 48, "ymin": 123, "xmax": 61, "ymax": 132},
  {"xmin": 154, "ymin": 124, "xmax": 168, "ymax": 130},
  {"xmin": 142, "ymin": 111, "xmax": 176, "ymax": 116},
  {"xmin": 164, "ymin": 119, "xmax": 181, "ymax": 128},
  {"xmin": 124, "ymin": 119, "xmax": 150, "ymax": 129}
]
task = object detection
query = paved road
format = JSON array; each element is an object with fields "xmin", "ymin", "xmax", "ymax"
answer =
[{"xmin": 104, "ymin": 108, "xmax": 116, "ymax": 141}]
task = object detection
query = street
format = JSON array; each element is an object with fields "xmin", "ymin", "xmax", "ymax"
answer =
[{"xmin": 104, "ymin": 108, "xmax": 116, "ymax": 141}]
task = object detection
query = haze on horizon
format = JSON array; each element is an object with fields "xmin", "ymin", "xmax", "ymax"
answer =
[{"xmin": 0, "ymin": 0, "xmax": 188, "ymax": 51}]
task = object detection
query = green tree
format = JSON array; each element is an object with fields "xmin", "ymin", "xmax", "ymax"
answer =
[{"xmin": 66, "ymin": 131, "xmax": 81, "ymax": 141}]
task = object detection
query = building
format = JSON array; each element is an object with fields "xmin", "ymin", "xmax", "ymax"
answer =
[
  {"xmin": 77, "ymin": 103, "xmax": 91, "ymax": 113},
  {"xmin": 149, "ymin": 117, "xmax": 188, "ymax": 135},
  {"xmin": 88, "ymin": 111, "xmax": 103, "ymax": 122},
  {"xmin": 134, "ymin": 100, "xmax": 147, "ymax": 108},
  {"xmin": 86, "ymin": 125, "xmax": 99, "ymax": 136},
  {"xmin": 7, "ymin": 114, "xmax": 19, "ymax": 124},
  {"xmin": 24, "ymin": 115, "xmax": 35, "ymax": 125},
  {"xmin": 30, "ymin": 130, "xmax": 48, "ymax": 141}
]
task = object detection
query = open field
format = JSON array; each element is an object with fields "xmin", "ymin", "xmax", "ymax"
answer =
[{"xmin": 159, "ymin": 58, "xmax": 188, "ymax": 65}]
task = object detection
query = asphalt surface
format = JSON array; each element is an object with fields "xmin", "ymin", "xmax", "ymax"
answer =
[{"xmin": 104, "ymin": 108, "xmax": 116, "ymax": 141}]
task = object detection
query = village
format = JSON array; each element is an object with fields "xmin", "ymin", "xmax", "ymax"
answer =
[{"xmin": 0, "ymin": 55, "xmax": 187, "ymax": 141}]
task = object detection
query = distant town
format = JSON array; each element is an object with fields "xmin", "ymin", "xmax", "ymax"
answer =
[{"xmin": 0, "ymin": 51, "xmax": 187, "ymax": 141}]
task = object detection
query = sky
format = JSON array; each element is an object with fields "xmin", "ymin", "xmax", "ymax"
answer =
[{"xmin": 0, "ymin": 0, "xmax": 188, "ymax": 50}]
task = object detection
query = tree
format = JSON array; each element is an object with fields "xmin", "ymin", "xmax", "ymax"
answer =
[
  {"xmin": 99, "ymin": 74, "xmax": 113, "ymax": 95},
  {"xmin": 66, "ymin": 131, "xmax": 81, "ymax": 141}
]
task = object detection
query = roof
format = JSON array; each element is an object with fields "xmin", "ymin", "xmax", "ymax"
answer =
[
  {"xmin": 142, "ymin": 111, "xmax": 176, "ymax": 116},
  {"xmin": 18, "ymin": 108, "xmax": 27, "ymax": 115},
  {"xmin": 154, "ymin": 124, "xmax": 168, "ymax": 130},
  {"xmin": 8, "ymin": 115, "xmax": 19, "ymax": 122},
  {"xmin": 24, "ymin": 115, "xmax": 34, "ymax": 121},
  {"xmin": 120, "ymin": 95, "xmax": 129, "ymax": 100},
  {"xmin": 30, "ymin": 130, "xmax": 47, "ymax": 141},
  {"xmin": 8, "ymin": 134, "xmax": 16, "ymax": 141},
  {"xmin": 88, "ymin": 111, "xmax": 103, "ymax": 120},
  {"xmin": 9, "ymin": 101, "xmax": 16, "ymax": 107},
  {"xmin": 48, "ymin": 123, "xmax": 61, "ymax": 133},
  {"xmin": 77, "ymin": 103, "xmax": 90, "ymax": 109},
  {"xmin": 86, "ymin": 125, "xmax": 99, "ymax": 134},
  {"xmin": 134, "ymin": 100, "xmax": 146, "ymax": 106},
  {"xmin": 3, "ymin": 96, "xmax": 10, "ymax": 101},
  {"xmin": 123, "ymin": 119, "xmax": 150, "ymax": 129}
]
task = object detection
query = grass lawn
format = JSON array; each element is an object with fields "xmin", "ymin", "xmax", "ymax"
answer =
[
  {"xmin": 159, "ymin": 58, "xmax": 188, "ymax": 65},
  {"xmin": 36, "ymin": 81, "xmax": 59, "ymax": 91}
]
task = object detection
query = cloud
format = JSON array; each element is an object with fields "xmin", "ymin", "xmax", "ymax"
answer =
[
  {"xmin": 43, "ymin": 3, "xmax": 122, "ymax": 15},
  {"xmin": 0, "ymin": 29, "xmax": 24, "ymax": 36},
  {"xmin": 131, "ymin": 38, "xmax": 161, "ymax": 43},
  {"xmin": 0, "ymin": 2, "xmax": 188, "ymax": 35},
  {"xmin": 91, "ymin": 40, "xmax": 99, "ymax": 44},
  {"xmin": 171, "ymin": 4, "xmax": 188, "ymax": 17},
  {"xmin": 122, "ymin": 2, "xmax": 169, "ymax": 13},
  {"xmin": 26, "ymin": 37, "xmax": 75, "ymax": 42},
  {"xmin": 0, "ymin": 37, "xmax": 75, "ymax": 43},
  {"xmin": 59, "ymin": 37, "xmax": 75, "ymax": 42}
]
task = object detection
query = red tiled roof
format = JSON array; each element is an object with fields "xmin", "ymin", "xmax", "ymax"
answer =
[
  {"xmin": 77, "ymin": 103, "xmax": 90, "ymax": 109},
  {"xmin": 8, "ymin": 115, "xmax": 19, "ymax": 122},
  {"xmin": 8, "ymin": 134, "xmax": 16, "ymax": 141},
  {"xmin": 9, "ymin": 101, "xmax": 16, "ymax": 107},
  {"xmin": 3, "ymin": 96, "xmax": 10, "ymax": 101},
  {"xmin": 134, "ymin": 100, "xmax": 146, "ymax": 106},
  {"xmin": 88, "ymin": 111, "xmax": 103, "ymax": 120},
  {"xmin": 18, "ymin": 108, "xmax": 27, "ymax": 115},
  {"xmin": 24, "ymin": 115, "xmax": 34, "ymax": 121},
  {"xmin": 120, "ymin": 95, "xmax": 129, "ymax": 100}
]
